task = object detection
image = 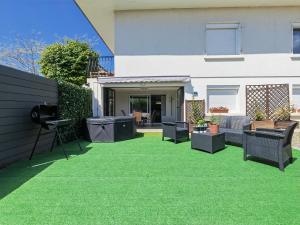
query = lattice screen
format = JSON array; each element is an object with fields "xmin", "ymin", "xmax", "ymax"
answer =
[
  {"xmin": 185, "ymin": 100, "xmax": 205, "ymax": 123},
  {"xmin": 246, "ymin": 84, "xmax": 290, "ymax": 121}
]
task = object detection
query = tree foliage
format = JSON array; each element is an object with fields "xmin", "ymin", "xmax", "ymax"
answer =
[{"xmin": 39, "ymin": 39, "xmax": 98, "ymax": 86}]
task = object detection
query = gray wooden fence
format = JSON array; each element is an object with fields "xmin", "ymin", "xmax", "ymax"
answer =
[{"xmin": 0, "ymin": 65, "xmax": 58, "ymax": 168}]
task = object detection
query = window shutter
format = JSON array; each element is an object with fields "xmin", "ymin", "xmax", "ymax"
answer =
[{"xmin": 206, "ymin": 23, "xmax": 240, "ymax": 55}]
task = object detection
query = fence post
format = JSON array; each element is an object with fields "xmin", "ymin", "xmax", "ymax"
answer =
[{"xmin": 266, "ymin": 85, "xmax": 270, "ymax": 119}]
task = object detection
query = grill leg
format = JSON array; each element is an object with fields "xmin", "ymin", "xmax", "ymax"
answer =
[
  {"xmin": 56, "ymin": 127, "xmax": 68, "ymax": 160},
  {"xmin": 71, "ymin": 126, "xmax": 83, "ymax": 151},
  {"xmin": 50, "ymin": 132, "xmax": 57, "ymax": 152},
  {"xmin": 29, "ymin": 126, "xmax": 42, "ymax": 160}
]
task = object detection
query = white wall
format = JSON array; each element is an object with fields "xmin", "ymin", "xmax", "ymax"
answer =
[
  {"xmin": 114, "ymin": 7, "xmax": 300, "ymax": 115},
  {"xmin": 115, "ymin": 7, "xmax": 300, "ymax": 77}
]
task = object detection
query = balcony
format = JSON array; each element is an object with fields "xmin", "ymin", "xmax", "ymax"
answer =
[{"xmin": 87, "ymin": 56, "xmax": 114, "ymax": 78}]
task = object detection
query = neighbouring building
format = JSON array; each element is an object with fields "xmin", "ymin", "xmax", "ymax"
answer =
[{"xmin": 76, "ymin": 0, "xmax": 300, "ymax": 123}]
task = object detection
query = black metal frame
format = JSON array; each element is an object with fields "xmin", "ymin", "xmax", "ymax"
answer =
[{"xmin": 29, "ymin": 121, "xmax": 82, "ymax": 160}]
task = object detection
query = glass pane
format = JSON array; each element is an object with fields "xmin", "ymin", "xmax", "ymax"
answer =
[
  {"xmin": 130, "ymin": 96, "xmax": 148, "ymax": 113},
  {"xmin": 293, "ymin": 29, "xmax": 300, "ymax": 54}
]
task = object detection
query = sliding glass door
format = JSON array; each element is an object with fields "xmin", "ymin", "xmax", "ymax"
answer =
[
  {"xmin": 129, "ymin": 95, "xmax": 166, "ymax": 123},
  {"xmin": 103, "ymin": 88, "xmax": 115, "ymax": 116}
]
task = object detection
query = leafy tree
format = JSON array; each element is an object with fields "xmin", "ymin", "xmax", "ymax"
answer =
[{"xmin": 39, "ymin": 39, "xmax": 98, "ymax": 86}]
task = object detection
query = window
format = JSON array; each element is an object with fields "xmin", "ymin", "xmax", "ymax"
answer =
[
  {"xmin": 206, "ymin": 23, "xmax": 240, "ymax": 55},
  {"xmin": 292, "ymin": 85, "xmax": 300, "ymax": 112},
  {"xmin": 207, "ymin": 85, "xmax": 240, "ymax": 113},
  {"xmin": 293, "ymin": 28, "xmax": 300, "ymax": 54}
]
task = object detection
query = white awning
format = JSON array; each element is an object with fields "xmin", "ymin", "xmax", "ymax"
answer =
[{"xmin": 98, "ymin": 76, "xmax": 191, "ymax": 84}]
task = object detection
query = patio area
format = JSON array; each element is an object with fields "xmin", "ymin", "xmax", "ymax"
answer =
[{"xmin": 0, "ymin": 133, "xmax": 300, "ymax": 225}]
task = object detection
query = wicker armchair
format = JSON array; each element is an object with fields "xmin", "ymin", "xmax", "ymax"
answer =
[
  {"xmin": 162, "ymin": 122, "xmax": 189, "ymax": 144},
  {"xmin": 243, "ymin": 121, "xmax": 298, "ymax": 171}
]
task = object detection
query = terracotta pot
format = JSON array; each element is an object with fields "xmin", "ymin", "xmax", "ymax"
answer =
[
  {"xmin": 209, "ymin": 109, "xmax": 229, "ymax": 113},
  {"xmin": 209, "ymin": 124, "xmax": 219, "ymax": 134},
  {"xmin": 252, "ymin": 120, "xmax": 274, "ymax": 130}
]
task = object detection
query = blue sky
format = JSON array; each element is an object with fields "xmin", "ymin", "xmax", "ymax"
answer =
[{"xmin": 0, "ymin": 0, "xmax": 112, "ymax": 56}]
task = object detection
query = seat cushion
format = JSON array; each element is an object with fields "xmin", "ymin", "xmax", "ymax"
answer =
[
  {"xmin": 219, "ymin": 128, "xmax": 243, "ymax": 134},
  {"xmin": 219, "ymin": 128, "xmax": 243, "ymax": 145},
  {"xmin": 176, "ymin": 127, "xmax": 188, "ymax": 132}
]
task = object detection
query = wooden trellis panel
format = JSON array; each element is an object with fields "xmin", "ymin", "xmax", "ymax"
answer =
[
  {"xmin": 185, "ymin": 100, "xmax": 205, "ymax": 123},
  {"xmin": 246, "ymin": 84, "xmax": 289, "ymax": 121}
]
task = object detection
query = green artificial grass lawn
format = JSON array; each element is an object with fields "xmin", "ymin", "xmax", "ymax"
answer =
[{"xmin": 0, "ymin": 133, "xmax": 300, "ymax": 225}]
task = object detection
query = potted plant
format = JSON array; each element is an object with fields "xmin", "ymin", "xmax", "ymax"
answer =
[
  {"xmin": 272, "ymin": 105, "xmax": 293, "ymax": 129},
  {"xmin": 208, "ymin": 115, "xmax": 220, "ymax": 134},
  {"xmin": 209, "ymin": 106, "xmax": 229, "ymax": 113},
  {"xmin": 252, "ymin": 107, "xmax": 274, "ymax": 130},
  {"xmin": 193, "ymin": 118, "xmax": 208, "ymax": 133}
]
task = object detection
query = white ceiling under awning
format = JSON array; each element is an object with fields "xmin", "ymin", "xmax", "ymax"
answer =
[
  {"xmin": 97, "ymin": 75, "xmax": 190, "ymax": 88},
  {"xmin": 75, "ymin": 0, "xmax": 300, "ymax": 53}
]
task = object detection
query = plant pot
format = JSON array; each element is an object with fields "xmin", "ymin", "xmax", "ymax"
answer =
[
  {"xmin": 193, "ymin": 127, "xmax": 200, "ymax": 132},
  {"xmin": 193, "ymin": 126, "xmax": 208, "ymax": 133},
  {"xmin": 209, "ymin": 124, "xmax": 219, "ymax": 134},
  {"xmin": 209, "ymin": 109, "xmax": 229, "ymax": 113},
  {"xmin": 252, "ymin": 120, "xmax": 274, "ymax": 130},
  {"xmin": 275, "ymin": 120, "xmax": 292, "ymax": 129}
]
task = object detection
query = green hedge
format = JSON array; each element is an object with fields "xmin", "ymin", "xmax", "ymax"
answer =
[{"xmin": 58, "ymin": 80, "xmax": 92, "ymax": 137}]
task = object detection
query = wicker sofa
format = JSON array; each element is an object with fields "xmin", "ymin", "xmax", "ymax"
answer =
[
  {"xmin": 218, "ymin": 116, "xmax": 252, "ymax": 145},
  {"xmin": 243, "ymin": 121, "xmax": 298, "ymax": 171}
]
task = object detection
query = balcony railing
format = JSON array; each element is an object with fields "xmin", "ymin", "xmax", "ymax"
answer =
[{"xmin": 87, "ymin": 56, "xmax": 114, "ymax": 78}]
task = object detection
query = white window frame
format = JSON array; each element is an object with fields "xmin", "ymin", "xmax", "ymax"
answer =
[
  {"xmin": 205, "ymin": 23, "xmax": 241, "ymax": 56},
  {"xmin": 206, "ymin": 85, "xmax": 240, "ymax": 113},
  {"xmin": 292, "ymin": 84, "xmax": 300, "ymax": 112},
  {"xmin": 292, "ymin": 23, "xmax": 300, "ymax": 55}
]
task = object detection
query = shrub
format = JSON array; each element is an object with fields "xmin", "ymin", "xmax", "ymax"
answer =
[{"xmin": 58, "ymin": 80, "xmax": 92, "ymax": 137}]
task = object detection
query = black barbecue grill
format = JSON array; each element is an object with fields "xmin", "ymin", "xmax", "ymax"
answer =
[{"xmin": 29, "ymin": 104, "xmax": 82, "ymax": 160}]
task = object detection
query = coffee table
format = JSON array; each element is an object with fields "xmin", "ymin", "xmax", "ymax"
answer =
[{"xmin": 191, "ymin": 132, "xmax": 225, "ymax": 154}]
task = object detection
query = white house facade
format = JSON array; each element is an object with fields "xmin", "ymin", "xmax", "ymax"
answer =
[{"xmin": 76, "ymin": 0, "xmax": 300, "ymax": 123}]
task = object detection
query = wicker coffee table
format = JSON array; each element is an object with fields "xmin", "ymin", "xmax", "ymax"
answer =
[{"xmin": 191, "ymin": 132, "xmax": 225, "ymax": 154}]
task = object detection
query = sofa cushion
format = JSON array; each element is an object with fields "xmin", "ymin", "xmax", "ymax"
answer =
[
  {"xmin": 219, "ymin": 116, "xmax": 229, "ymax": 128},
  {"xmin": 230, "ymin": 117, "xmax": 250, "ymax": 130}
]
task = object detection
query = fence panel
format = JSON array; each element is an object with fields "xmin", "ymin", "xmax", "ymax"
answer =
[
  {"xmin": 0, "ymin": 65, "xmax": 58, "ymax": 168},
  {"xmin": 246, "ymin": 84, "xmax": 289, "ymax": 121},
  {"xmin": 185, "ymin": 100, "xmax": 205, "ymax": 124}
]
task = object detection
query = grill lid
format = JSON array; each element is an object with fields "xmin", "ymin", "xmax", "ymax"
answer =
[{"xmin": 31, "ymin": 105, "xmax": 58, "ymax": 124}]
